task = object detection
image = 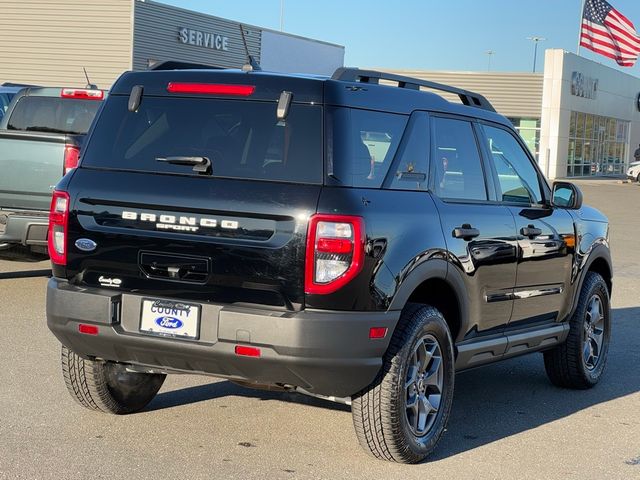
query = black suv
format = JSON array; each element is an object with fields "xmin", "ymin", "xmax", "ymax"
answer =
[{"xmin": 46, "ymin": 67, "xmax": 612, "ymax": 463}]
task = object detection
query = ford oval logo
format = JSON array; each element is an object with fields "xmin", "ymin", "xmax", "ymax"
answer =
[
  {"xmin": 75, "ymin": 238, "xmax": 97, "ymax": 252},
  {"xmin": 155, "ymin": 316, "xmax": 183, "ymax": 329}
]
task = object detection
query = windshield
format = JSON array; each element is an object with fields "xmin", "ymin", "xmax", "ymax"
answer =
[
  {"xmin": 6, "ymin": 96, "xmax": 101, "ymax": 134},
  {"xmin": 81, "ymin": 96, "xmax": 323, "ymax": 184}
]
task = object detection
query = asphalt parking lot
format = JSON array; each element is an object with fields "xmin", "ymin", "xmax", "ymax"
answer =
[{"xmin": 0, "ymin": 181, "xmax": 638, "ymax": 480}]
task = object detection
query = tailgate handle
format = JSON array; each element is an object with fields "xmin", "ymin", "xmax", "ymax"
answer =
[{"xmin": 139, "ymin": 253, "xmax": 210, "ymax": 283}]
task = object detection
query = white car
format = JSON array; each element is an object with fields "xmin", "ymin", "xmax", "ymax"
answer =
[{"xmin": 628, "ymin": 161, "xmax": 640, "ymax": 182}]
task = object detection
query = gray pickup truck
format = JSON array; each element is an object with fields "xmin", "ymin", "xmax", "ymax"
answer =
[{"xmin": 0, "ymin": 86, "xmax": 105, "ymax": 252}]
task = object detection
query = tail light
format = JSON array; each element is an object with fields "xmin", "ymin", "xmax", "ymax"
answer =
[
  {"xmin": 64, "ymin": 145, "xmax": 80, "ymax": 174},
  {"xmin": 48, "ymin": 191, "xmax": 70, "ymax": 265},
  {"xmin": 305, "ymin": 214, "xmax": 365, "ymax": 294},
  {"xmin": 60, "ymin": 88, "xmax": 104, "ymax": 100}
]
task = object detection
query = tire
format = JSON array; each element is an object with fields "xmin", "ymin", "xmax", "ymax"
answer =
[
  {"xmin": 61, "ymin": 345, "xmax": 166, "ymax": 414},
  {"xmin": 351, "ymin": 303, "xmax": 455, "ymax": 463},
  {"xmin": 543, "ymin": 272, "xmax": 611, "ymax": 389}
]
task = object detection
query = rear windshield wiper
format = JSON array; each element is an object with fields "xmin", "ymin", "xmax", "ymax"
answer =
[{"xmin": 155, "ymin": 156, "xmax": 211, "ymax": 175}]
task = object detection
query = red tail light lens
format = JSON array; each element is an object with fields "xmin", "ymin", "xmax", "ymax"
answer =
[
  {"xmin": 48, "ymin": 190, "xmax": 70, "ymax": 265},
  {"xmin": 60, "ymin": 88, "xmax": 104, "ymax": 100},
  {"xmin": 64, "ymin": 145, "xmax": 80, "ymax": 175},
  {"xmin": 167, "ymin": 82, "xmax": 255, "ymax": 96},
  {"xmin": 305, "ymin": 214, "xmax": 365, "ymax": 295}
]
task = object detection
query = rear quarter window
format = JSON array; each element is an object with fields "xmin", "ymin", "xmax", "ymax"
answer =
[
  {"xmin": 328, "ymin": 108, "xmax": 408, "ymax": 188},
  {"xmin": 81, "ymin": 96, "xmax": 323, "ymax": 185}
]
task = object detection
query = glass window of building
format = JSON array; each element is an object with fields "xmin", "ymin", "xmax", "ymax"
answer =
[
  {"xmin": 566, "ymin": 111, "xmax": 629, "ymax": 177},
  {"xmin": 508, "ymin": 117, "xmax": 540, "ymax": 159}
]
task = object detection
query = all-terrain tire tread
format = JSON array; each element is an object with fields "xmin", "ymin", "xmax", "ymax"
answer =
[
  {"xmin": 543, "ymin": 272, "xmax": 609, "ymax": 389},
  {"xmin": 352, "ymin": 303, "xmax": 452, "ymax": 463}
]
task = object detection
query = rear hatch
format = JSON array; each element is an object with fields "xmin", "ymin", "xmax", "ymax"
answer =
[{"xmin": 63, "ymin": 71, "xmax": 324, "ymax": 309}]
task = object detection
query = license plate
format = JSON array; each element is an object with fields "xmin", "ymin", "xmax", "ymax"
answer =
[{"xmin": 140, "ymin": 299, "xmax": 200, "ymax": 339}]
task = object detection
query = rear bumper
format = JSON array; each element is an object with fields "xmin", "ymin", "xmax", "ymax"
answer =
[
  {"xmin": 0, "ymin": 209, "xmax": 48, "ymax": 247},
  {"xmin": 46, "ymin": 278, "xmax": 400, "ymax": 397}
]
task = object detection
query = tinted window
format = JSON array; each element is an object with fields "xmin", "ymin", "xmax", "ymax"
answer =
[
  {"xmin": 482, "ymin": 125, "xmax": 543, "ymax": 204},
  {"xmin": 388, "ymin": 112, "xmax": 429, "ymax": 191},
  {"xmin": 329, "ymin": 108, "xmax": 407, "ymax": 187},
  {"xmin": 432, "ymin": 117, "xmax": 486, "ymax": 201},
  {"xmin": 0, "ymin": 93, "xmax": 14, "ymax": 121},
  {"xmin": 7, "ymin": 96, "xmax": 101, "ymax": 134},
  {"xmin": 82, "ymin": 96, "xmax": 323, "ymax": 184}
]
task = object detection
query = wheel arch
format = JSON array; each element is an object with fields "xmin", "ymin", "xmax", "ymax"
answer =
[
  {"xmin": 569, "ymin": 243, "xmax": 612, "ymax": 319},
  {"xmin": 388, "ymin": 259, "xmax": 468, "ymax": 343}
]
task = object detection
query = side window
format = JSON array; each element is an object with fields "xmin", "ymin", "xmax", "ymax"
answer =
[
  {"xmin": 388, "ymin": 112, "xmax": 429, "ymax": 191},
  {"xmin": 482, "ymin": 125, "xmax": 543, "ymax": 204},
  {"xmin": 432, "ymin": 117, "xmax": 487, "ymax": 201},
  {"xmin": 329, "ymin": 108, "xmax": 408, "ymax": 188}
]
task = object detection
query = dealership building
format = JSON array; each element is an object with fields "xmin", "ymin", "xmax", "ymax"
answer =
[
  {"xmin": 2, "ymin": 2, "xmax": 640, "ymax": 179},
  {"xmin": 388, "ymin": 49, "xmax": 640, "ymax": 179},
  {"xmin": 0, "ymin": 0, "xmax": 344, "ymax": 87}
]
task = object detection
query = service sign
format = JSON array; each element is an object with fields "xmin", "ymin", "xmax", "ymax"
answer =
[{"xmin": 178, "ymin": 27, "xmax": 229, "ymax": 51}]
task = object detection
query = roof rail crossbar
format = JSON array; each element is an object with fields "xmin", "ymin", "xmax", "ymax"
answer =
[{"xmin": 331, "ymin": 68, "xmax": 496, "ymax": 112}]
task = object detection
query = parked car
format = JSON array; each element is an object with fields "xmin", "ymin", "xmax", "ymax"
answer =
[
  {"xmin": 627, "ymin": 160, "xmax": 640, "ymax": 182},
  {"xmin": 0, "ymin": 86, "xmax": 106, "ymax": 252},
  {"xmin": 46, "ymin": 68, "xmax": 612, "ymax": 463}
]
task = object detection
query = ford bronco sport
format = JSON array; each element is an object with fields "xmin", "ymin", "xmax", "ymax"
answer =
[{"xmin": 46, "ymin": 67, "xmax": 612, "ymax": 463}]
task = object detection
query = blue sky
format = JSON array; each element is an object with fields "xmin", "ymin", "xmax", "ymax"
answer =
[{"xmin": 161, "ymin": 0, "xmax": 640, "ymax": 74}]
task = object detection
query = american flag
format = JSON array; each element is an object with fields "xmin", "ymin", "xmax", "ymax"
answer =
[{"xmin": 580, "ymin": 0, "xmax": 640, "ymax": 67}]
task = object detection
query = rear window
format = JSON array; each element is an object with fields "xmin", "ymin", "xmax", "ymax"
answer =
[
  {"xmin": 82, "ymin": 96, "xmax": 323, "ymax": 184},
  {"xmin": 6, "ymin": 96, "xmax": 101, "ymax": 134},
  {"xmin": 328, "ymin": 108, "xmax": 407, "ymax": 187}
]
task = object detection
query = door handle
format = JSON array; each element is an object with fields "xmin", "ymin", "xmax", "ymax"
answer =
[
  {"xmin": 453, "ymin": 224, "xmax": 480, "ymax": 241},
  {"xmin": 520, "ymin": 225, "xmax": 542, "ymax": 238}
]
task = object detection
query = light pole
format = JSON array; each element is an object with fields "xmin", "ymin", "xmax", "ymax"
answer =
[
  {"xmin": 280, "ymin": 0, "xmax": 284, "ymax": 31},
  {"xmin": 527, "ymin": 36, "xmax": 546, "ymax": 72},
  {"xmin": 485, "ymin": 50, "xmax": 494, "ymax": 71}
]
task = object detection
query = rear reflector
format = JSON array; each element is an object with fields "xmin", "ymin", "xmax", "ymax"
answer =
[
  {"xmin": 167, "ymin": 82, "xmax": 255, "ymax": 96},
  {"xmin": 61, "ymin": 88, "xmax": 104, "ymax": 100},
  {"xmin": 369, "ymin": 327, "xmax": 388, "ymax": 339},
  {"xmin": 63, "ymin": 145, "xmax": 80, "ymax": 175},
  {"xmin": 235, "ymin": 345, "xmax": 261, "ymax": 357},
  {"xmin": 78, "ymin": 324, "xmax": 99, "ymax": 335}
]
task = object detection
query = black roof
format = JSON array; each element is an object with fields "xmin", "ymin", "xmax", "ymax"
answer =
[{"xmin": 109, "ymin": 67, "xmax": 510, "ymax": 126}]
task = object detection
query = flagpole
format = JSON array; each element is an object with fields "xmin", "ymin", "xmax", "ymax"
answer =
[{"xmin": 577, "ymin": 0, "xmax": 587, "ymax": 55}]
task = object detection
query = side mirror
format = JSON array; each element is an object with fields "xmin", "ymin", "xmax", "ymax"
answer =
[{"xmin": 551, "ymin": 181, "xmax": 583, "ymax": 209}]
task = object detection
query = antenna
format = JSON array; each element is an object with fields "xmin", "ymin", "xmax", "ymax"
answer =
[
  {"xmin": 83, "ymin": 67, "xmax": 98, "ymax": 89},
  {"xmin": 239, "ymin": 25, "xmax": 261, "ymax": 72}
]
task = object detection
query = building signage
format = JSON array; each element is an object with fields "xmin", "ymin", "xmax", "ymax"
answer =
[
  {"xmin": 571, "ymin": 71, "xmax": 598, "ymax": 100},
  {"xmin": 178, "ymin": 27, "xmax": 229, "ymax": 51}
]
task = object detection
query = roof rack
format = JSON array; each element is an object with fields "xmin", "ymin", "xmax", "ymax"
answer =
[
  {"xmin": 148, "ymin": 60, "xmax": 226, "ymax": 71},
  {"xmin": 331, "ymin": 68, "xmax": 496, "ymax": 112}
]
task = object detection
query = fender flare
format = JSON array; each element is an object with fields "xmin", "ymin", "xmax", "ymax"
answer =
[
  {"xmin": 388, "ymin": 258, "xmax": 469, "ymax": 341},
  {"xmin": 568, "ymin": 241, "xmax": 612, "ymax": 319}
]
